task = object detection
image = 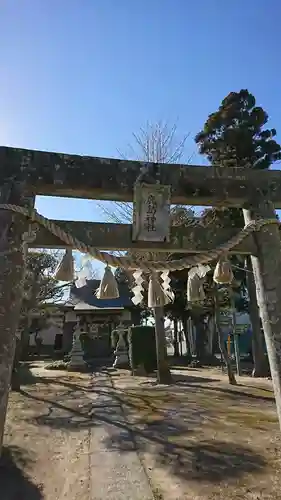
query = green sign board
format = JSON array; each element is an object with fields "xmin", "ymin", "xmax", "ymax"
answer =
[{"xmin": 235, "ymin": 324, "xmax": 248, "ymax": 335}]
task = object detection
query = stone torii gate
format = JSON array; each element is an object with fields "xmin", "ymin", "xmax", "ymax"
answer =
[{"xmin": 1, "ymin": 145, "xmax": 281, "ymax": 451}]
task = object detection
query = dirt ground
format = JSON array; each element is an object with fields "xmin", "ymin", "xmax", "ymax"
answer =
[{"xmin": 2, "ymin": 361, "xmax": 281, "ymax": 500}]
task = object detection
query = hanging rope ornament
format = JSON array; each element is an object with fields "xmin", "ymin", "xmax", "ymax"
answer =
[
  {"xmin": 187, "ymin": 274, "xmax": 205, "ymax": 303},
  {"xmin": 75, "ymin": 255, "xmax": 94, "ymax": 288},
  {"xmin": 95, "ymin": 265, "xmax": 119, "ymax": 299},
  {"xmin": 187, "ymin": 265, "xmax": 211, "ymax": 303},
  {"xmin": 132, "ymin": 270, "xmax": 145, "ymax": 305},
  {"xmin": 54, "ymin": 248, "xmax": 74, "ymax": 282},
  {"xmin": 148, "ymin": 272, "xmax": 173, "ymax": 308},
  {"xmin": 161, "ymin": 271, "xmax": 175, "ymax": 302},
  {"xmin": 213, "ymin": 257, "xmax": 234, "ymax": 285}
]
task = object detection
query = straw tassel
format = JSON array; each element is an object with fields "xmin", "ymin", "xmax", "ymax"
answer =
[
  {"xmin": 186, "ymin": 265, "xmax": 211, "ymax": 303},
  {"xmin": 187, "ymin": 274, "xmax": 206, "ymax": 303},
  {"xmin": 148, "ymin": 272, "xmax": 172, "ymax": 308},
  {"xmin": 213, "ymin": 257, "xmax": 234, "ymax": 285},
  {"xmin": 96, "ymin": 265, "xmax": 119, "ymax": 299},
  {"xmin": 54, "ymin": 248, "xmax": 74, "ymax": 282}
]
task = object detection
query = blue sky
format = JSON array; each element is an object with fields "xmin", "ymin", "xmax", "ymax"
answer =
[{"xmin": 1, "ymin": 0, "xmax": 281, "ymax": 274}]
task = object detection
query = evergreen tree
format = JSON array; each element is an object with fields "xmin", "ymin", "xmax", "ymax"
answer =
[
  {"xmin": 195, "ymin": 89, "xmax": 281, "ymax": 376},
  {"xmin": 195, "ymin": 89, "xmax": 281, "ymax": 170}
]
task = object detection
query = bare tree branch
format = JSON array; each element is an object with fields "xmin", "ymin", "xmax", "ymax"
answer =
[{"xmin": 97, "ymin": 121, "xmax": 195, "ymax": 226}]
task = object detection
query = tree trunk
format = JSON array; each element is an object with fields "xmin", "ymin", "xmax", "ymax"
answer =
[
  {"xmin": 181, "ymin": 314, "xmax": 191, "ymax": 362},
  {"xmin": 154, "ymin": 307, "xmax": 172, "ymax": 384},
  {"xmin": 210, "ymin": 315, "xmax": 219, "ymax": 355},
  {"xmin": 15, "ymin": 314, "xmax": 30, "ymax": 362},
  {"xmin": 229, "ymin": 287, "xmax": 242, "ymax": 376},
  {"xmin": 11, "ymin": 337, "xmax": 21, "ymax": 391},
  {"xmin": 243, "ymin": 203, "xmax": 281, "ymax": 430},
  {"xmin": 191, "ymin": 310, "xmax": 219, "ymax": 366},
  {"xmin": 214, "ymin": 287, "xmax": 237, "ymax": 385},
  {"xmin": 0, "ymin": 182, "xmax": 26, "ymax": 456},
  {"xmin": 246, "ymin": 256, "xmax": 270, "ymax": 377},
  {"xmin": 192, "ymin": 311, "xmax": 206, "ymax": 365},
  {"xmin": 181, "ymin": 314, "xmax": 189, "ymax": 352},
  {"xmin": 173, "ymin": 319, "xmax": 180, "ymax": 357},
  {"xmin": 206, "ymin": 316, "xmax": 215, "ymax": 355}
]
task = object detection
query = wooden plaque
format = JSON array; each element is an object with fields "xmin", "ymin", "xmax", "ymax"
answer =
[{"xmin": 132, "ymin": 183, "xmax": 171, "ymax": 242}]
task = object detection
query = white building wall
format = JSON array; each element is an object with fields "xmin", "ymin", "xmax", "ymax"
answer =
[{"xmin": 29, "ymin": 325, "xmax": 62, "ymax": 346}]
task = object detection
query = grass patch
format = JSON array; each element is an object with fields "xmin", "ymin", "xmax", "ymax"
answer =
[{"xmin": 44, "ymin": 361, "xmax": 69, "ymax": 371}]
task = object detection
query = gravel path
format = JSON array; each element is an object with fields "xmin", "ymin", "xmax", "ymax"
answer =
[
  {"xmin": 4, "ymin": 365, "xmax": 154, "ymax": 500},
  {"xmin": 4, "ymin": 363, "xmax": 281, "ymax": 499},
  {"xmin": 88, "ymin": 371, "xmax": 153, "ymax": 500}
]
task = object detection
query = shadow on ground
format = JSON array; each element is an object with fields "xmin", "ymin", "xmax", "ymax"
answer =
[
  {"xmin": 0, "ymin": 446, "xmax": 43, "ymax": 500},
  {"xmin": 105, "ymin": 430, "xmax": 266, "ymax": 483},
  {"xmin": 173, "ymin": 373, "xmax": 275, "ymax": 403},
  {"xmin": 13, "ymin": 362, "xmax": 45, "ymax": 387},
  {"xmin": 15, "ymin": 366, "xmax": 273, "ymax": 486}
]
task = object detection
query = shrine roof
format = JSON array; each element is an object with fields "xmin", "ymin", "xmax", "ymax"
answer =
[
  {"xmin": 69, "ymin": 279, "xmax": 133, "ymax": 309},
  {"xmin": 73, "ymin": 301, "xmax": 124, "ymax": 311}
]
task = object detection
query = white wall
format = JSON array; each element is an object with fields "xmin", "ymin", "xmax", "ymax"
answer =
[{"xmin": 29, "ymin": 325, "xmax": 62, "ymax": 346}]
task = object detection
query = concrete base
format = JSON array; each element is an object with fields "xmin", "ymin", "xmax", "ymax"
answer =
[
  {"xmin": 68, "ymin": 332, "xmax": 87, "ymax": 372},
  {"xmin": 112, "ymin": 327, "xmax": 129, "ymax": 369}
]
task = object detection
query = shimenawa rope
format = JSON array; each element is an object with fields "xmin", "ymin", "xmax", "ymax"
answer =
[{"xmin": 0, "ymin": 204, "xmax": 279, "ymax": 272}]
